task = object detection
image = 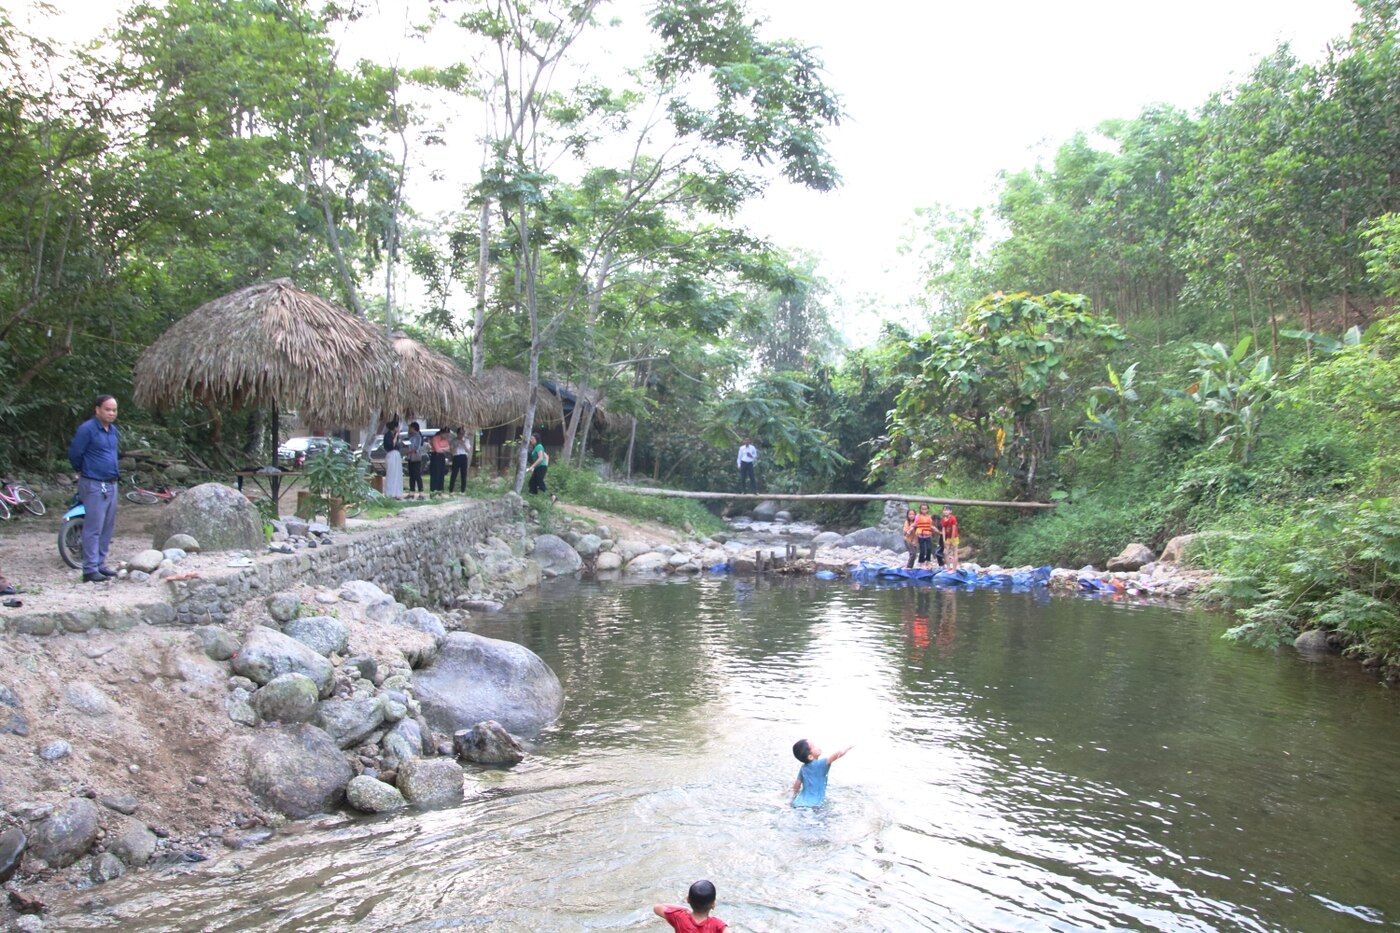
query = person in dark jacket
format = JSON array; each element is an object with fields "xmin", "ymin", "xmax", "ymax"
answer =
[{"xmin": 68, "ymin": 394, "xmax": 120, "ymax": 583}]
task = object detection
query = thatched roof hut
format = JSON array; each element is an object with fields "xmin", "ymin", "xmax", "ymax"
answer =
[
  {"xmin": 386, "ymin": 333, "xmax": 486, "ymax": 427},
  {"xmin": 133, "ymin": 279, "xmax": 397, "ymax": 427},
  {"xmin": 476, "ymin": 367, "xmax": 564, "ymax": 429}
]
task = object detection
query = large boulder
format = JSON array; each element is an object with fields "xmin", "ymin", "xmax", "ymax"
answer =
[
  {"xmin": 1293, "ymin": 629, "xmax": 1333, "ymax": 653},
  {"xmin": 244, "ymin": 724, "xmax": 353, "ymax": 818},
  {"xmin": 624, "ymin": 552, "xmax": 672, "ymax": 575},
  {"xmin": 810, "ymin": 531, "xmax": 843, "ymax": 549},
  {"xmin": 751, "ymin": 500, "xmax": 780, "ymax": 519},
  {"xmin": 615, "ymin": 538, "xmax": 653, "ymax": 563},
  {"xmin": 574, "ymin": 534, "xmax": 603, "ymax": 558},
  {"xmin": 149, "ymin": 482, "xmax": 263, "ymax": 552},
  {"xmin": 346, "ymin": 775, "xmax": 406, "ymax": 813},
  {"xmin": 0, "ymin": 826, "xmax": 25, "ymax": 882},
  {"xmin": 1107, "ymin": 543, "xmax": 1156, "ymax": 572},
  {"xmin": 412, "ymin": 632, "xmax": 563, "ymax": 738},
  {"xmin": 232, "ymin": 626, "xmax": 335, "ymax": 696},
  {"xmin": 595, "ymin": 551, "xmax": 623, "ymax": 572},
  {"xmin": 28, "ymin": 798, "xmax": 100, "ymax": 868},
  {"xmin": 315, "ymin": 697, "xmax": 385, "ymax": 749},
  {"xmin": 838, "ymin": 527, "xmax": 904, "ymax": 552},
  {"xmin": 283, "ymin": 615, "xmax": 349, "ymax": 657},
  {"xmin": 107, "ymin": 817, "xmax": 157, "ymax": 867},
  {"xmin": 250, "ymin": 673, "xmax": 321, "ymax": 724},
  {"xmin": 532, "ymin": 534, "xmax": 583, "ymax": 578}
]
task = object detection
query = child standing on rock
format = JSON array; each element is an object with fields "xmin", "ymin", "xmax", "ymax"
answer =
[{"xmin": 941, "ymin": 505, "xmax": 960, "ymax": 570}]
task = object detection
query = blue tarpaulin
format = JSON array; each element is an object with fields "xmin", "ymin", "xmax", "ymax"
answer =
[{"xmin": 847, "ymin": 562, "xmax": 1052, "ymax": 588}]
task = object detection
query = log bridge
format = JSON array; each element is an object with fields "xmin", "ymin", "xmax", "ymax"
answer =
[{"xmin": 607, "ymin": 487, "xmax": 1057, "ymax": 511}]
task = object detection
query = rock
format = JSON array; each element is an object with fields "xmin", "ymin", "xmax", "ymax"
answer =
[
  {"xmin": 127, "ymin": 549, "xmax": 166, "ymax": 574},
  {"xmin": 193, "ymin": 625, "xmax": 240, "ymax": 662},
  {"xmin": 396, "ymin": 759, "xmax": 465, "ymax": 809},
  {"xmin": 65, "ymin": 681, "xmax": 113, "ymax": 717},
  {"xmin": 810, "ymin": 531, "xmax": 843, "ymax": 549},
  {"xmin": 314, "ymin": 697, "xmax": 385, "ymax": 749},
  {"xmin": 89, "ymin": 851, "xmax": 125, "ymax": 883},
  {"xmin": 243, "ymin": 724, "xmax": 354, "ymax": 818},
  {"xmin": 13, "ymin": 915, "xmax": 43, "ymax": 933},
  {"xmin": 0, "ymin": 826, "xmax": 26, "ymax": 883},
  {"xmin": 344, "ymin": 656, "xmax": 378, "ymax": 682},
  {"xmin": 1106, "ymin": 543, "xmax": 1156, "ymax": 572},
  {"xmin": 458, "ymin": 598, "xmax": 504, "ymax": 614},
  {"xmin": 99, "ymin": 795, "xmax": 139, "ymax": 815},
  {"xmin": 283, "ymin": 615, "xmax": 349, "ymax": 657},
  {"xmin": 162, "ymin": 533, "xmax": 200, "ymax": 553},
  {"xmin": 574, "ymin": 534, "xmax": 602, "ymax": 558},
  {"xmin": 615, "ymin": 538, "xmax": 652, "ymax": 562},
  {"xmin": 388, "ymin": 718, "xmax": 426, "ymax": 759},
  {"xmin": 38, "ymin": 740, "xmax": 72, "ymax": 762},
  {"xmin": 453, "ymin": 720, "xmax": 526, "ymax": 765},
  {"xmin": 752, "ymin": 500, "xmax": 780, "ymax": 518},
  {"xmin": 107, "ymin": 817, "xmax": 157, "ymax": 867},
  {"xmin": 1, "ymin": 684, "xmax": 28, "ymax": 737},
  {"xmin": 339, "ymin": 580, "xmax": 390, "ymax": 603},
  {"xmin": 396, "ymin": 607, "xmax": 447, "ymax": 648},
  {"xmin": 162, "ymin": 547, "xmax": 187, "ymax": 563},
  {"xmin": 413, "ymin": 631, "xmax": 564, "ymax": 738},
  {"xmin": 668, "ymin": 553, "xmax": 694, "ymax": 568},
  {"xmin": 250, "ymin": 673, "xmax": 321, "ymax": 724},
  {"xmin": 838, "ymin": 527, "xmax": 904, "ymax": 552},
  {"xmin": 624, "ymin": 552, "xmax": 671, "ymax": 575},
  {"xmin": 231, "ymin": 626, "xmax": 335, "ymax": 696},
  {"xmin": 346, "ymin": 775, "xmax": 407, "ymax": 813},
  {"xmin": 266, "ymin": 593, "xmax": 302, "ymax": 624},
  {"xmin": 774, "ymin": 510, "xmax": 792, "ymax": 522},
  {"xmin": 28, "ymin": 798, "xmax": 100, "ymax": 868},
  {"xmin": 594, "ymin": 551, "xmax": 623, "ymax": 572},
  {"xmin": 1160, "ymin": 533, "xmax": 1202, "ymax": 564},
  {"xmin": 226, "ymin": 689, "xmax": 258, "ymax": 726},
  {"xmin": 532, "ymin": 534, "xmax": 583, "ymax": 578},
  {"xmin": 149, "ymin": 482, "xmax": 264, "ymax": 552},
  {"xmin": 222, "ymin": 828, "xmax": 274, "ymax": 849},
  {"xmin": 1294, "ymin": 629, "xmax": 1332, "ymax": 653}
]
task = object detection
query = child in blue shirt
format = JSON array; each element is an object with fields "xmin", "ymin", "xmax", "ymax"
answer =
[{"xmin": 789, "ymin": 739, "xmax": 853, "ymax": 807}]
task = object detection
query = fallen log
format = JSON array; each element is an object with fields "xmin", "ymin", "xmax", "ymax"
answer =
[{"xmin": 605, "ymin": 487, "xmax": 1056, "ymax": 510}]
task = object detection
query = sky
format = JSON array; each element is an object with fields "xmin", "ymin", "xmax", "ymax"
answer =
[{"xmin": 22, "ymin": 0, "xmax": 1362, "ymax": 343}]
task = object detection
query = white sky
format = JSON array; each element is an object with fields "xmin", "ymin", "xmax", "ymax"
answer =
[{"xmin": 24, "ymin": 0, "xmax": 1361, "ymax": 343}]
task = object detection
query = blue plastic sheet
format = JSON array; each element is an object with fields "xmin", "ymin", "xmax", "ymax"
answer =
[
  {"xmin": 813, "ymin": 570, "xmax": 839, "ymax": 580},
  {"xmin": 848, "ymin": 562, "xmax": 1051, "ymax": 589}
]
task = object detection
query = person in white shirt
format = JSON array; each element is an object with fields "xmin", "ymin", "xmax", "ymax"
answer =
[{"xmin": 736, "ymin": 436, "xmax": 758, "ymax": 493}]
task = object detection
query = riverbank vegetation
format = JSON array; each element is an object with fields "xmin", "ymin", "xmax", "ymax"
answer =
[{"xmin": 3, "ymin": 2, "xmax": 1400, "ymax": 669}]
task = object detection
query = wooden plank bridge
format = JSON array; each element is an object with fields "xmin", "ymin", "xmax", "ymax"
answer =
[{"xmin": 607, "ymin": 487, "xmax": 1057, "ymax": 511}]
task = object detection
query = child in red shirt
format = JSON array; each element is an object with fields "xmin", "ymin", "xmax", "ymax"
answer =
[
  {"xmin": 941, "ymin": 505, "xmax": 960, "ymax": 570},
  {"xmin": 653, "ymin": 879, "xmax": 727, "ymax": 932}
]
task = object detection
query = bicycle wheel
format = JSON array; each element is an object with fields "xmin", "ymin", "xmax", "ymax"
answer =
[
  {"xmin": 126, "ymin": 488, "xmax": 160, "ymax": 505},
  {"xmin": 58, "ymin": 518, "xmax": 83, "ymax": 569},
  {"xmin": 0, "ymin": 498, "xmax": 11, "ymax": 521},
  {"xmin": 15, "ymin": 486, "xmax": 45, "ymax": 516}
]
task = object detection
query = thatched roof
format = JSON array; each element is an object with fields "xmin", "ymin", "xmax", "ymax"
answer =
[
  {"xmin": 133, "ymin": 279, "xmax": 398, "ymax": 426},
  {"xmin": 386, "ymin": 334, "xmax": 487, "ymax": 427},
  {"xmin": 476, "ymin": 367, "xmax": 564, "ymax": 429}
]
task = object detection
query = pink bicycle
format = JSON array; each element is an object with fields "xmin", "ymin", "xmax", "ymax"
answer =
[{"xmin": 0, "ymin": 479, "xmax": 46, "ymax": 521}]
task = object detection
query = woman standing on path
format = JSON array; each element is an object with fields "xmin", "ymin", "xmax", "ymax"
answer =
[
  {"xmin": 428, "ymin": 428, "xmax": 450, "ymax": 495},
  {"xmin": 382, "ymin": 417, "xmax": 404, "ymax": 499},
  {"xmin": 526, "ymin": 433, "xmax": 551, "ymax": 499},
  {"xmin": 405, "ymin": 422, "xmax": 425, "ymax": 499},
  {"xmin": 448, "ymin": 427, "xmax": 470, "ymax": 494}
]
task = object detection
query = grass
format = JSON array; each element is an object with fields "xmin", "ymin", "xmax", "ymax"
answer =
[{"xmin": 546, "ymin": 464, "xmax": 725, "ymax": 536}]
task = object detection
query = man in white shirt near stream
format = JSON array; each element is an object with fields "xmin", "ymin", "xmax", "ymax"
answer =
[{"xmin": 737, "ymin": 436, "xmax": 758, "ymax": 494}]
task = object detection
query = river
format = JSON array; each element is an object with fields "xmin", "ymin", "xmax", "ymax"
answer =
[{"xmin": 52, "ymin": 576, "xmax": 1400, "ymax": 931}]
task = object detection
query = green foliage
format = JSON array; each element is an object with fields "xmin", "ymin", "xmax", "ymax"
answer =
[
  {"xmin": 548, "ymin": 463, "xmax": 724, "ymax": 535},
  {"xmin": 1181, "ymin": 337, "xmax": 1277, "ymax": 464},
  {"xmin": 300, "ymin": 440, "xmax": 373, "ymax": 512}
]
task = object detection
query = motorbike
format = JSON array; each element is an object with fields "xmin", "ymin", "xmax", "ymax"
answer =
[{"xmin": 58, "ymin": 497, "xmax": 85, "ymax": 569}]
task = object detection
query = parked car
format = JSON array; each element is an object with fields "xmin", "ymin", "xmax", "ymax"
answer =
[{"xmin": 277, "ymin": 436, "xmax": 336, "ymax": 469}]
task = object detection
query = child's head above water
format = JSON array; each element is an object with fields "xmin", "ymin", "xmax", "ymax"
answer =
[
  {"xmin": 687, "ymin": 879, "xmax": 717, "ymax": 912},
  {"xmin": 792, "ymin": 738, "xmax": 820, "ymax": 762}
]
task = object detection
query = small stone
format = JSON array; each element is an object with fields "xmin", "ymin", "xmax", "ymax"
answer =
[
  {"xmin": 162, "ymin": 547, "xmax": 188, "ymax": 563},
  {"xmin": 127, "ymin": 763, "xmax": 140, "ymax": 774},
  {"xmin": 0, "ymin": 826, "xmax": 27, "ymax": 884},
  {"xmin": 191, "ymin": 775, "xmax": 209, "ymax": 786},
  {"xmin": 12, "ymin": 802, "xmax": 52, "ymax": 821},
  {"xmin": 99, "ymin": 795, "xmax": 139, "ymax": 815},
  {"xmin": 128, "ymin": 570, "xmax": 151, "ymax": 583},
  {"xmin": 222, "ymin": 828, "xmax": 274, "ymax": 849},
  {"xmin": 346, "ymin": 775, "xmax": 407, "ymax": 813},
  {"xmin": 65, "ymin": 681, "xmax": 113, "ymax": 717},
  {"xmin": 396, "ymin": 759, "xmax": 465, "ymax": 809},
  {"xmin": 266, "ymin": 593, "xmax": 302, "ymax": 624},
  {"xmin": 39, "ymin": 740, "xmax": 72, "ymax": 762},
  {"xmin": 127, "ymin": 549, "xmax": 166, "ymax": 574},
  {"xmin": 90, "ymin": 851, "xmax": 125, "ymax": 883},
  {"xmin": 162, "ymin": 534, "xmax": 201, "ymax": 553}
]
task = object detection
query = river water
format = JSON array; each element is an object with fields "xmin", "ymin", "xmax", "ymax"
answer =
[{"xmin": 54, "ymin": 576, "xmax": 1400, "ymax": 932}]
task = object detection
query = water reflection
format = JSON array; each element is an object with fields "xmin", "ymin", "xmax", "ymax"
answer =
[{"xmin": 48, "ymin": 577, "xmax": 1400, "ymax": 932}]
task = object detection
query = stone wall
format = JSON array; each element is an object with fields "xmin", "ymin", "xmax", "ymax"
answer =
[{"xmin": 5, "ymin": 497, "xmax": 525, "ymax": 636}]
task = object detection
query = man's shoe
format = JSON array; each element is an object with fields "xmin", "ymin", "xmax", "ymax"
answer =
[
  {"xmin": 0, "ymin": 584, "xmax": 16, "ymax": 596},
  {"xmin": 81, "ymin": 572, "xmax": 107, "ymax": 583},
  {"xmin": 98, "ymin": 567, "xmax": 118, "ymax": 577}
]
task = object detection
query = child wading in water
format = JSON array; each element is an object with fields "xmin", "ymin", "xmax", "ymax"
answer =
[
  {"xmin": 653, "ymin": 879, "xmax": 727, "ymax": 932},
  {"xmin": 790, "ymin": 739, "xmax": 853, "ymax": 807}
]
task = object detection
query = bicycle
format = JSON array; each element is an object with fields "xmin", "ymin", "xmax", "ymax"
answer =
[
  {"xmin": 125, "ymin": 474, "xmax": 178, "ymax": 505},
  {"xmin": 0, "ymin": 478, "xmax": 46, "ymax": 521}
]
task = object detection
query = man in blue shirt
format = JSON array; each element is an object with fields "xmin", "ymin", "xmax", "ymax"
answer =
[{"xmin": 68, "ymin": 395, "xmax": 121, "ymax": 583}]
